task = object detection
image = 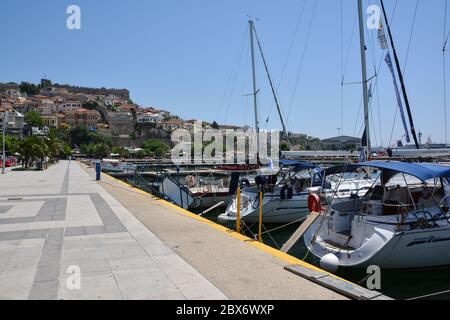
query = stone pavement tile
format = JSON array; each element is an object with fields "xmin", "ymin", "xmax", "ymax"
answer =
[
  {"xmin": 97, "ymin": 232, "xmax": 130, "ymax": 243},
  {"xmin": 2, "ymin": 240, "xmax": 45, "ymax": 272},
  {"xmin": 60, "ymin": 255, "xmax": 112, "ymax": 277},
  {"xmin": 0, "ymin": 239, "xmax": 22, "ymax": 251},
  {"xmin": 58, "ymin": 273, "xmax": 123, "ymax": 300},
  {"xmin": 23, "ymin": 229, "xmax": 49, "ymax": 240},
  {"xmin": 0, "ymin": 221, "xmax": 82, "ymax": 233},
  {"xmin": 29, "ymin": 280, "xmax": 59, "ymax": 300},
  {"xmin": 60, "ymin": 249, "xmax": 107, "ymax": 276},
  {"xmin": 0, "ymin": 269, "xmax": 36, "ymax": 299},
  {"xmin": 28, "ymin": 228, "xmax": 63, "ymax": 300},
  {"xmin": 100, "ymin": 238, "xmax": 149, "ymax": 259},
  {"xmin": 0, "ymin": 250, "xmax": 15, "ymax": 271},
  {"xmin": 65, "ymin": 195, "xmax": 102, "ymax": 226},
  {"xmin": 134, "ymin": 236, "xmax": 174, "ymax": 257},
  {"xmin": 0, "ymin": 201, "xmax": 43, "ymax": 219},
  {"xmin": 85, "ymin": 225, "xmax": 107, "ymax": 235},
  {"xmin": 34, "ymin": 198, "xmax": 67, "ymax": 222},
  {"xmin": 64, "ymin": 226, "xmax": 86, "ymax": 237},
  {"xmin": 151, "ymin": 253, "xmax": 227, "ymax": 300},
  {"xmin": 144, "ymin": 287, "xmax": 186, "ymax": 300},
  {"xmin": 89, "ymin": 194, "xmax": 126, "ymax": 232},
  {"xmin": 0, "ymin": 205, "xmax": 12, "ymax": 214},
  {"xmin": 62, "ymin": 234, "xmax": 102, "ymax": 252},
  {"xmin": 0, "ymin": 230, "xmax": 26, "ymax": 241},
  {"xmin": 176, "ymin": 280, "xmax": 228, "ymax": 300},
  {"xmin": 0, "ymin": 217, "xmax": 35, "ymax": 225},
  {"xmin": 108, "ymin": 255, "xmax": 157, "ymax": 271},
  {"xmin": 112, "ymin": 267, "xmax": 184, "ymax": 300}
]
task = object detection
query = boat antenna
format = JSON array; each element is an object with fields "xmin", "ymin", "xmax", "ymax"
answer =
[{"xmin": 380, "ymin": 0, "xmax": 420, "ymax": 149}]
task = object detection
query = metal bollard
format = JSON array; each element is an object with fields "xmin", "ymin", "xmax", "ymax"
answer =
[{"xmin": 95, "ymin": 161, "xmax": 101, "ymax": 181}]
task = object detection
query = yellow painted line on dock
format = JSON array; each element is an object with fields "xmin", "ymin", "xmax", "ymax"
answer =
[{"xmin": 102, "ymin": 171, "xmax": 351, "ymax": 283}]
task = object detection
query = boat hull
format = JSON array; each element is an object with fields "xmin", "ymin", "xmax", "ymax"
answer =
[
  {"xmin": 305, "ymin": 218, "xmax": 450, "ymax": 269},
  {"xmin": 219, "ymin": 193, "xmax": 309, "ymax": 224}
]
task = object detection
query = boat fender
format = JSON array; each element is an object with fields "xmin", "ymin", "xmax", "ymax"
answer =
[
  {"xmin": 320, "ymin": 253, "xmax": 339, "ymax": 273},
  {"xmin": 308, "ymin": 194, "xmax": 322, "ymax": 213}
]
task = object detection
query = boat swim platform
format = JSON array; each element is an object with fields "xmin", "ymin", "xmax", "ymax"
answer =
[{"xmin": 0, "ymin": 160, "xmax": 385, "ymax": 300}]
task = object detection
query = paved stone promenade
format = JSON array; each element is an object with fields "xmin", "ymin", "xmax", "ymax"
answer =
[{"xmin": 0, "ymin": 161, "xmax": 227, "ymax": 300}]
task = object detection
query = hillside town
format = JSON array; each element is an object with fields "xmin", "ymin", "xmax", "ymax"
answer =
[
  {"xmin": 0, "ymin": 78, "xmax": 219, "ymax": 147},
  {"xmin": 1, "ymin": 79, "xmax": 349, "ymax": 167},
  {"xmin": 0, "ymin": 79, "xmax": 250, "ymax": 165}
]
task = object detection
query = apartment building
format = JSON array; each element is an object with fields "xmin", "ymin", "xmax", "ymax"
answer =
[
  {"xmin": 58, "ymin": 101, "xmax": 83, "ymax": 112},
  {"xmin": 64, "ymin": 108, "xmax": 100, "ymax": 129}
]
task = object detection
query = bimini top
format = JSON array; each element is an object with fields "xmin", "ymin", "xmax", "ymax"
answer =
[
  {"xmin": 324, "ymin": 161, "xmax": 450, "ymax": 184},
  {"xmin": 279, "ymin": 160, "xmax": 319, "ymax": 172}
]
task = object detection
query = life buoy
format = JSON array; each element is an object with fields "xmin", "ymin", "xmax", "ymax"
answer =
[
  {"xmin": 185, "ymin": 175, "xmax": 197, "ymax": 188},
  {"xmin": 308, "ymin": 194, "xmax": 322, "ymax": 213}
]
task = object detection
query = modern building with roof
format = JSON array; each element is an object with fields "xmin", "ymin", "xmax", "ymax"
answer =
[{"xmin": 321, "ymin": 135, "xmax": 362, "ymax": 150}]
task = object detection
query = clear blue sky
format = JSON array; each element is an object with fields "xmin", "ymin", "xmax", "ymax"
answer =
[{"xmin": 0, "ymin": 0, "xmax": 448, "ymax": 146}]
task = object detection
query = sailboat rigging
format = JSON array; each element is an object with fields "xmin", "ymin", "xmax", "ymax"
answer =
[{"xmin": 380, "ymin": 0, "xmax": 420, "ymax": 149}]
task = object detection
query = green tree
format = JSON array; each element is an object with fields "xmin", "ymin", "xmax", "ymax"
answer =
[
  {"xmin": 59, "ymin": 143, "xmax": 72, "ymax": 159},
  {"xmin": 19, "ymin": 82, "xmax": 40, "ymax": 95},
  {"xmin": 25, "ymin": 110, "xmax": 44, "ymax": 128},
  {"xmin": 280, "ymin": 141, "xmax": 290, "ymax": 152},
  {"xmin": 141, "ymin": 140, "xmax": 169, "ymax": 158},
  {"xmin": 136, "ymin": 149, "xmax": 149, "ymax": 159},
  {"xmin": 0, "ymin": 134, "xmax": 19, "ymax": 155},
  {"xmin": 18, "ymin": 136, "xmax": 47, "ymax": 168},
  {"xmin": 69, "ymin": 126, "xmax": 112, "ymax": 148},
  {"xmin": 93, "ymin": 143, "xmax": 111, "ymax": 159},
  {"xmin": 80, "ymin": 143, "xmax": 111, "ymax": 159},
  {"xmin": 82, "ymin": 101, "xmax": 99, "ymax": 110},
  {"xmin": 44, "ymin": 136, "xmax": 62, "ymax": 161},
  {"xmin": 112, "ymin": 146, "xmax": 130, "ymax": 158}
]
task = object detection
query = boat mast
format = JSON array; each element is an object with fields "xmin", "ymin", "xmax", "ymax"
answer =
[
  {"xmin": 380, "ymin": 0, "xmax": 420, "ymax": 149},
  {"xmin": 357, "ymin": 0, "xmax": 371, "ymax": 155},
  {"xmin": 249, "ymin": 20, "xmax": 260, "ymax": 159},
  {"xmin": 251, "ymin": 23, "xmax": 287, "ymax": 136}
]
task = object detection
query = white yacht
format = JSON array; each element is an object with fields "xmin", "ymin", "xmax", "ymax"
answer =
[
  {"xmin": 304, "ymin": 161, "xmax": 450, "ymax": 269},
  {"xmin": 218, "ymin": 161, "xmax": 373, "ymax": 224}
]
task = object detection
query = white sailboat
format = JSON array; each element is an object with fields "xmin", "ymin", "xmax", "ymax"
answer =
[
  {"xmin": 218, "ymin": 161, "xmax": 321, "ymax": 224},
  {"xmin": 218, "ymin": 160, "xmax": 374, "ymax": 224},
  {"xmin": 303, "ymin": 0, "xmax": 449, "ymax": 270},
  {"xmin": 304, "ymin": 161, "xmax": 450, "ymax": 269},
  {"xmin": 218, "ymin": 17, "xmax": 375, "ymax": 225}
]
